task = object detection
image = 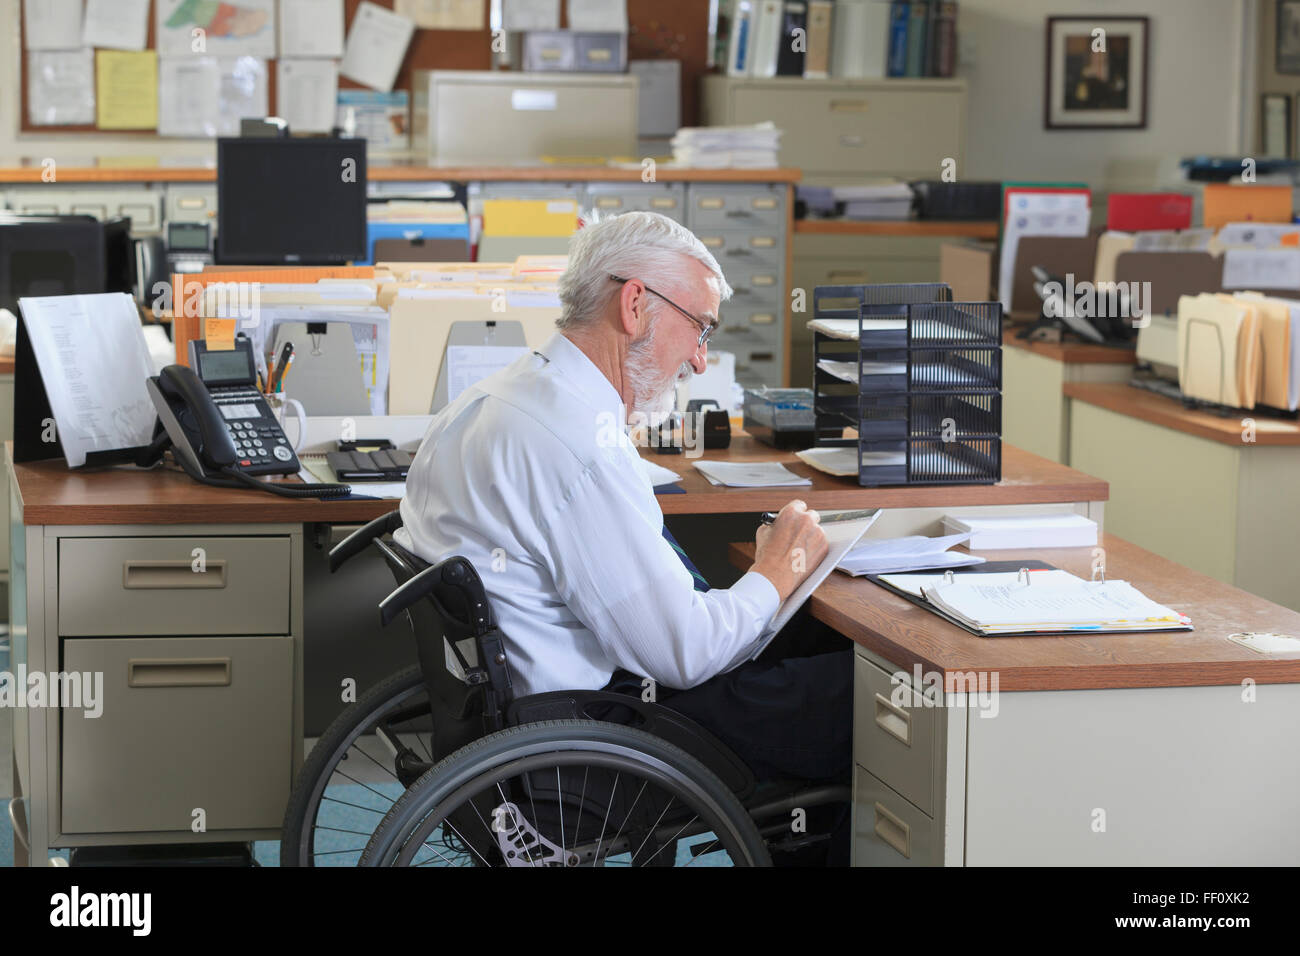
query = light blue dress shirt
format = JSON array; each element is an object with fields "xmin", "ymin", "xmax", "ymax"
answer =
[{"xmin": 395, "ymin": 331, "xmax": 780, "ymax": 697}]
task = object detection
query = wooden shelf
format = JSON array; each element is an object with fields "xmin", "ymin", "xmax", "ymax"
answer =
[
  {"xmin": 795, "ymin": 219, "xmax": 997, "ymax": 238},
  {"xmin": 1064, "ymin": 383, "xmax": 1300, "ymax": 446},
  {"xmin": 0, "ymin": 165, "xmax": 802, "ymax": 185},
  {"xmin": 1002, "ymin": 330, "xmax": 1137, "ymax": 365}
]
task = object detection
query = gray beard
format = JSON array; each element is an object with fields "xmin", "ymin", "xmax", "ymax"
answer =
[{"xmin": 626, "ymin": 321, "xmax": 692, "ymax": 424}]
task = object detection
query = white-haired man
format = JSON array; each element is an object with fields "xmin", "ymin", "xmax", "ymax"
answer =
[{"xmin": 397, "ymin": 212, "xmax": 851, "ymax": 863}]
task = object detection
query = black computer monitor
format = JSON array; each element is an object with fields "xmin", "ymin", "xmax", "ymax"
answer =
[{"xmin": 216, "ymin": 137, "xmax": 368, "ymax": 265}]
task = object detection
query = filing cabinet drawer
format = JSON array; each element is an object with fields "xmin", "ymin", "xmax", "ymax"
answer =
[
  {"xmin": 58, "ymin": 536, "xmax": 292, "ymax": 636},
  {"xmin": 583, "ymin": 183, "xmax": 686, "ymax": 222},
  {"xmin": 725, "ymin": 261, "xmax": 783, "ymax": 302},
  {"xmin": 853, "ymin": 765, "xmax": 940, "ymax": 866},
  {"xmin": 61, "ymin": 635, "xmax": 294, "ymax": 834},
  {"xmin": 853, "ymin": 652, "xmax": 936, "ymax": 815},
  {"xmin": 688, "ymin": 185, "xmax": 786, "ymax": 232},
  {"xmin": 696, "ymin": 229, "xmax": 783, "ymax": 272}
]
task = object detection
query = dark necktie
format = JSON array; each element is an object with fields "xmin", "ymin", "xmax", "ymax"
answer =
[{"xmin": 662, "ymin": 525, "xmax": 709, "ymax": 592}]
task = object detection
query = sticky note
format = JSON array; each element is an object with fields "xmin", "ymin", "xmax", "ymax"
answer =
[
  {"xmin": 204, "ymin": 318, "xmax": 237, "ymax": 351},
  {"xmin": 95, "ymin": 50, "xmax": 158, "ymax": 130}
]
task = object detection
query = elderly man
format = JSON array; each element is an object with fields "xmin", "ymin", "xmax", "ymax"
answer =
[{"xmin": 397, "ymin": 211, "xmax": 851, "ymax": 863}]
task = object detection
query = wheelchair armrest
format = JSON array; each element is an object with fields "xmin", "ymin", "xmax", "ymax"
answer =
[
  {"xmin": 328, "ymin": 510, "xmax": 403, "ymax": 572},
  {"xmin": 378, "ymin": 554, "xmax": 494, "ymax": 634}
]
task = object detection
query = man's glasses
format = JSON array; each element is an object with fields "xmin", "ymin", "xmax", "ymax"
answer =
[{"xmin": 610, "ymin": 275, "xmax": 717, "ymax": 348}]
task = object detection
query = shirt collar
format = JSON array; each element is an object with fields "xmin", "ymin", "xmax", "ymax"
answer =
[{"xmin": 536, "ymin": 331, "xmax": 626, "ymax": 424}]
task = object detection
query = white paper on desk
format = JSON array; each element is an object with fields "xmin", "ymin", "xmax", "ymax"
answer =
[
  {"xmin": 754, "ymin": 512, "xmax": 882, "ymax": 657},
  {"xmin": 217, "ymin": 56, "xmax": 269, "ymax": 135},
  {"xmin": 24, "ymin": 0, "xmax": 83, "ymax": 51},
  {"xmin": 1215, "ymin": 222, "xmax": 1300, "ymax": 248},
  {"xmin": 28, "ymin": 49, "xmax": 95, "ymax": 125},
  {"xmin": 641, "ymin": 459, "xmax": 682, "ymax": 486},
  {"xmin": 16, "ymin": 294, "xmax": 156, "ymax": 468},
  {"xmin": 277, "ymin": 59, "xmax": 339, "ymax": 133},
  {"xmin": 998, "ymin": 191, "xmax": 1090, "ymax": 312},
  {"xmin": 83, "ymin": 0, "xmax": 148, "ymax": 50},
  {"xmin": 394, "ymin": 0, "xmax": 484, "ymax": 29},
  {"xmin": 502, "ymin": 0, "xmax": 560, "ymax": 31},
  {"xmin": 692, "ymin": 460, "xmax": 811, "ymax": 487},
  {"xmin": 341, "ymin": 1, "xmax": 415, "ymax": 92},
  {"xmin": 1221, "ymin": 248, "xmax": 1300, "ymax": 290},
  {"xmin": 279, "ymin": 0, "xmax": 345, "ymax": 57},
  {"xmin": 446, "ymin": 345, "xmax": 529, "ymax": 403},
  {"xmin": 155, "ymin": 0, "xmax": 275, "ymax": 58},
  {"xmin": 568, "ymin": 0, "xmax": 628, "ymax": 32},
  {"xmin": 158, "ymin": 56, "xmax": 221, "ymax": 137}
]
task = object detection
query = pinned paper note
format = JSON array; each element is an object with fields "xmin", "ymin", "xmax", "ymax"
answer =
[
  {"xmin": 96, "ymin": 50, "xmax": 158, "ymax": 129},
  {"xmin": 279, "ymin": 0, "xmax": 345, "ymax": 56},
  {"xmin": 340, "ymin": 1, "xmax": 415, "ymax": 93},
  {"xmin": 28, "ymin": 49, "xmax": 95, "ymax": 125},
  {"xmin": 394, "ymin": 0, "xmax": 484, "ymax": 30},
  {"xmin": 23, "ymin": 0, "xmax": 83, "ymax": 51},
  {"xmin": 277, "ymin": 59, "xmax": 340, "ymax": 133},
  {"xmin": 158, "ymin": 56, "xmax": 222, "ymax": 137},
  {"xmin": 83, "ymin": 0, "xmax": 149, "ymax": 50},
  {"xmin": 205, "ymin": 318, "xmax": 237, "ymax": 350}
]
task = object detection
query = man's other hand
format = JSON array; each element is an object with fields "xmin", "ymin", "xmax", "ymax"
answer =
[{"xmin": 751, "ymin": 500, "xmax": 829, "ymax": 603}]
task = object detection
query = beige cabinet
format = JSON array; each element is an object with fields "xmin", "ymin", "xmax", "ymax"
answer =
[{"xmin": 701, "ymin": 76, "xmax": 967, "ymax": 183}]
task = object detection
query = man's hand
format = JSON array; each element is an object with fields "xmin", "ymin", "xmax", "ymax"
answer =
[{"xmin": 750, "ymin": 500, "xmax": 829, "ymax": 603}]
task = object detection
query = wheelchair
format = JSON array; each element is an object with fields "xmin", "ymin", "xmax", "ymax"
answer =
[{"xmin": 281, "ymin": 510, "xmax": 850, "ymax": 867}]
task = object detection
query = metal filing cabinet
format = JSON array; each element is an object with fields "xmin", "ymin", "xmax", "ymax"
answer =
[
  {"xmin": 8, "ymin": 513, "xmax": 305, "ymax": 859},
  {"xmin": 687, "ymin": 183, "xmax": 788, "ymax": 388},
  {"xmin": 583, "ymin": 182, "xmax": 686, "ymax": 223},
  {"xmin": 164, "ymin": 184, "xmax": 219, "ymax": 236},
  {"xmin": 4, "ymin": 185, "xmax": 164, "ymax": 235}
]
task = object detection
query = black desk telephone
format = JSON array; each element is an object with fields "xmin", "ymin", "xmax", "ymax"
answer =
[{"xmin": 139, "ymin": 337, "xmax": 350, "ymax": 498}]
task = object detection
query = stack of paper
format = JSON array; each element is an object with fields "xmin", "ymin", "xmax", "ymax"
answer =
[
  {"xmin": 837, "ymin": 533, "xmax": 985, "ymax": 576},
  {"xmin": 834, "ymin": 181, "xmax": 914, "ymax": 220},
  {"xmin": 367, "ymin": 200, "xmax": 467, "ymax": 223},
  {"xmin": 672, "ymin": 123, "xmax": 782, "ymax": 168},
  {"xmin": 878, "ymin": 569, "xmax": 1190, "ymax": 637},
  {"xmin": 942, "ymin": 514, "xmax": 1098, "ymax": 550},
  {"xmin": 691, "ymin": 460, "xmax": 811, "ymax": 487}
]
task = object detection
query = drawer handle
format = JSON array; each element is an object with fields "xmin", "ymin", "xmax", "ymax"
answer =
[
  {"xmin": 831, "ymin": 99, "xmax": 869, "ymax": 112},
  {"xmin": 873, "ymin": 802, "xmax": 911, "ymax": 858},
  {"xmin": 839, "ymin": 135, "xmax": 865, "ymax": 148},
  {"xmin": 650, "ymin": 198, "xmax": 676, "ymax": 209},
  {"xmin": 128, "ymin": 658, "xmax": 231, "ymax": 688},
  {"xmin": 874, "ymin": 692, "xmax": 912, "ymax": 745},
  {"xmin": 122, "ymin": 559, "xmax": 227, "ymax": 590}
]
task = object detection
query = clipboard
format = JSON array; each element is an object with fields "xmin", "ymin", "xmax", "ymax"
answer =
[
  {"xmin": 431, "ymin": 320, "xmax": 528, "ymax": 413},
  {"xmin": 271, "ymin": 321, "xmax": 370, "ymax": 416}
]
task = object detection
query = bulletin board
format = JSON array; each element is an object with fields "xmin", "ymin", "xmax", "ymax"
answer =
[{"xmin": 19, "ymin": 0, "xmax": 711, "ymax": 137}]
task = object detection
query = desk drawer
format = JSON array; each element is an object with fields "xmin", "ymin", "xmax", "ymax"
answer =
[
  {"xmin": 59, "ymin": 536, "xmax": 292, "ymax": 636},
  {"xmin": 852, "ymin": 765, "xmax": 939, "ymax": 866},
  {"xmin": 853, "ymin": 652, "xmax": 936, "ymax": 815},
  {"xmin": 61, "ymin": 635, "xmax": 294, "ymax": 834}
]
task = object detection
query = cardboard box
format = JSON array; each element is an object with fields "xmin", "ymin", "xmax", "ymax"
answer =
[{"xmin": 939, "ymin": 240, "xmax": 996, "ymax": 302}]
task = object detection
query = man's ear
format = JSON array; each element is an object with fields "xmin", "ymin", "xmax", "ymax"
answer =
[{"xmin": 617, "ymin": 280, "xmax": 647, "ymax": 338}]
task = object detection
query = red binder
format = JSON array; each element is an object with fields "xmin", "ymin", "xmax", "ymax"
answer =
[{"xmin": 1106, "ymin": 193, "xmax": 1193, "ymax": 232}]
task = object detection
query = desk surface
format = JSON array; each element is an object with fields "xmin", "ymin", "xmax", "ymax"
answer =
[
  {"xmin": 1064, "ymin": 382, "xmax": 1300, "ymax": 447},
  {"xmin": 730, "ymin": 533, "xmax": 1300, "ymax": 691},
  {"xmin": 6, "ymin": 437, "xmax": 1106, "ymax": 526},
  {"xmin": 1002, "ymin": 330, "xmax": 1137, "ymax": 365}
]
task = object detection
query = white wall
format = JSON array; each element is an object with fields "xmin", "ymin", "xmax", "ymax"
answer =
[{"xmin": 959, "ymin": 0, "xmax": 1251, "ymax": 191}]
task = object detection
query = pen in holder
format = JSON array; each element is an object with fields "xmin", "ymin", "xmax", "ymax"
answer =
[{"xmin": 266, "ymin": 393, "xmax": 308, "ymax": 452}]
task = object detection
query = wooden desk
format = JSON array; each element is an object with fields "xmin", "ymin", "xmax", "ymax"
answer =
[
  {"xmin": 1000, "ymin": 332, "xmax": 1135, "ymax": 465},
  {"xmin": 6, "ymin": 436, "xmax": 1106, "ymax": 865},
  {"xmin": 1064, "ymin": 383, "xmax": 1300, "ymax": 611},
  {"xmin": 730, "ymin": 534, "xmax": 1300, "ymax": 865}
]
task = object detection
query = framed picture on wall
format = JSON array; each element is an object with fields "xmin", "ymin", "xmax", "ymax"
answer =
[
  {"xmin": 1045, "ymin": 16, "xmax": 1150, "ymax": 129},
  {"xmin": 1278, "ymin": 0, "xmax": 1300, "ymax": 74},
  {"xmin": 1262, "ymin": 93, "xmax": 1292, "ymax": 157}
]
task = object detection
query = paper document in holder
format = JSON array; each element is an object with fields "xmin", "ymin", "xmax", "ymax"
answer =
[
  {"xmin": 434, "ymin": 321, "xmax": 530, "ymax": 411},
  {"xmin": 271, "ymin": 322, "xmax": 372, "ymax": 416}
]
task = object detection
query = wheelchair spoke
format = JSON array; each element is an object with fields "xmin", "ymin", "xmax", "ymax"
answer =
[
  {"xmin": 629, "ymin": 796, "xmax": 676, "ymax": 866},
  {"xmin": 556, "ymin": 767, "xmax": 565, "ymax": 861},
  {"xmin": 593, "ymin": 772, "xmax": 620, "ymax": 866},
  {"xmin": 682, "ymin": 835, "xmax": 720, "ymax": 866},
  {"xmin": 572, "ymin": 765, "xmax": 589, "ymax": 850},
  {"xmin": 312, "ymin": 823, "xmax": 378, "ymax": 838},
  {"xmin": 605, "ymin": 778, "xmax": 649, "ymax": 864},
  {"xmin": 443, "ymin": 817, "xmax": 491, "ymax": 867},
  {"xmin": 330, "ymin": 765, "xmax": 405, "ymax": 806},
  {"xmin": 320, "ymin": 793, "xmax": 391, "ymax": 815}
]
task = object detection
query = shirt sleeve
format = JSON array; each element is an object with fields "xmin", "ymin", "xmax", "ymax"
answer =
[{"xmin": 532, "ymin": 451, "xmax": 781, "ymax": 690}]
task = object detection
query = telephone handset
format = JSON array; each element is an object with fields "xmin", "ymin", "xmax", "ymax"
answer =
[{"xmin": 140, "ymin": 338, "xmax": 350, "ymax": 498}]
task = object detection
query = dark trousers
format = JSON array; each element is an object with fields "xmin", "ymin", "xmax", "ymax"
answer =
[{"xmin": 604, "ymin": 607, "xmax": 853, "ymax": 865}]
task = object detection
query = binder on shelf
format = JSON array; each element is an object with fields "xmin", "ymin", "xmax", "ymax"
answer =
[
  {"xmin": 803, "ymin": 0, "xmax": 834, "ymax": 78},
  {"xmin": 887, "ymin": 0, "xmax": 910, "ymax": 76},
  {"xmin": 748, "ymin": 0, "xmax": 785, "ymax": 78},
  {"xmin": 775, "ymin": 2, "xmax": 808, "ymax": 76},
  {"xmin": 831, "ymin": 0, "xmax": 890, "ymax": 79}
]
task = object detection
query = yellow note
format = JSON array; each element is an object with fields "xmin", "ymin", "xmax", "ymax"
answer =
[
  {"xmin": 96, "ymin": 50, "xmax": 158, "ymax": 130},
  {"xmin": 204, "ymin": 318, "xmax": 236, "ymax": 351}
]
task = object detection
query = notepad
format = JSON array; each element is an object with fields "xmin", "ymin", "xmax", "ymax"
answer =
[
  {"xmin": 691, "ymin": 460, "xmax": 811, "ymax": 487},
  {"xmin": 837, "ymin": 533, "xmax": 985, "ymax": 576},
  {"xmin": 877, "ymin": 569, "xmax": 1191, "ymax": 637}
]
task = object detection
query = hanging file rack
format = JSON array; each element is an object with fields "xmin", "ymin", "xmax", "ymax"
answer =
[{"xmin": 812, "ymin": 283, "xmax": 1003, "ymax": 486}]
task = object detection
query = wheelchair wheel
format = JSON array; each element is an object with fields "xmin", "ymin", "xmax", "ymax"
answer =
[
  {"xmin": 281, "ymin": 665, "xmax": 433, "ymax": 866},
  {"xmin": 360, "ymin": 720, "xmax": 772, "ymax": 867}
]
